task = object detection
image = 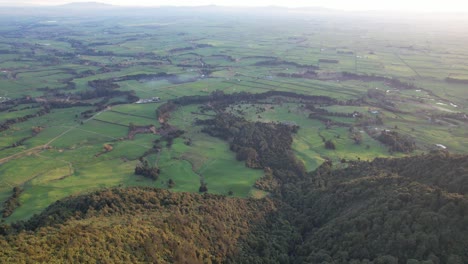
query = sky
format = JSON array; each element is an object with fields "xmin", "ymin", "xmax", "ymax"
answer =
[{"xmin": 1, "ymin": 0, "xmax": 468, "ymax": 12}]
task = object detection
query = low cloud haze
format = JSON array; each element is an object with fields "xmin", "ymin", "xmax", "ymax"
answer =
[{"xmin": 1, "ymin": 0, "xmax": 468, "ymax": 12}]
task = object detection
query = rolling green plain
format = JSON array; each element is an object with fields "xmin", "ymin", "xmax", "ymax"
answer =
[{"xmin": 0, "ymin": 8, "xmax": 467, "ymax": 222}]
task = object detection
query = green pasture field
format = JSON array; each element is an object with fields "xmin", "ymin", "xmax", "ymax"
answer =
[
  {"xmin": 149, "ymin": 79, "xmax": 233, "ymax": 98},
  {"xmin": 378, "ymin": 111, "xmax": 468, "ymax": 153},
  {"xmin": 0, "ymin": 102, "xmax": 264, "ymax": 222},
  {"xmin": 111, "ymin": 103, "xmax": 158, "ymax": 119},
  {"xmin": 0, "ymin": 129, "xmax": 33, "ymax": 149},
  {"xmin": 80, "ymin": 120, "xmax": 129, "ymax": 138},
  {"xmin": 96, "ymin": 111, "xmax": 154, "ymax": 126},
  {"xmin": 163, "ymin": 105, "xmax": 264, "ymax": 196},
  {"xmin": 0, "ymin": 108, "xmax": 38, "ymax": 123},
  {"xmin": 274, "ymin": 78, "xmax": 362, "ymax": 99},
  {"xmin": 227, "ymin": 102, "xmax": 393, "ymax": 170},
  {"xmin": 0, "ymin": 80, "xmax": 45, "ymax": 99},
  {"xmin": 0, "ymin": 11, "xmax": 467, "ymax": 222},
  {"xmin": 7, "ymin": 158, "xmax": 151, "ymax": 222}
]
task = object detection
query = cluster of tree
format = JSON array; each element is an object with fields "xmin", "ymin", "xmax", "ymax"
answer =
[
  {"xmin": 2, "ymin": 187, "xmax": 23, "ymax": 218},
  {"xmin": 0, "ymin": 97, "xmax": 36, "ymax": 109},
  {"xmin": 199, "ymin": 181, "xmax": 208, "ymax": 193},
  {"xmin": 337, "ymin": 50, "xmax": 354, "ymax": 55},
  {"xmin": 46, "ymin": 101, "xmax": 93, "ymax": 109},
  {"xmin": 133, "ymin": 125, "xmax": 185, "ymax": 163},
  {"xmin": 319, "ymin": 58, "xmax": 339, "ymax": 63},
  {"xmin": 342, "ymin": 71, "xmax": 418, "ymax": 90},
  {"xmin": 377, "ymin": 130, "xmax": 416, "ymax": 153},
  {"xmin": 77, "ymin": 79, "xmax": 138, "ymax": 104},
  {"xmin": 0, "ymin": 188, "xmax": 275, "ymax": 263},
  {"xmin": 350, "ymin": 130, "xmax": 363, "ymax": 145},
  {"xmin": 0, "ymin": 123, "xmax": 45, "ymax": 151},
  {"xmin": 372, "ymin": 101, "xmax": 407, "ymax": 114},
  {"xmin": 432, "ymin": 112, "xmax": 468, "ymax": 123},
  {"xmin": 80, "ymin": 80, "xmax": 120, "ymax": 100},
  {"xmin": 61, "ymin": 38, "xmax": 115, "ymax": 56},
  {"xmin": 169, "ymin": 44, "xmax": 213, "ymax": 53},
  {"xmin": 253, "ymin": 167, "xmax": 280, "ymax": 192},
  {"xmin": 0, "ymin": 136, "xmax": 33, "ymax": 152},
  {"xmin": 197, "ymin": 113, "xmax": 306, "ymax": 183},
  {"xmin": 367, "ymin": 88, "xmax": 387, "ymax": 100},
  {"xmin": 209, "ymin": 54, "xmax": 235, "ymax": 62},
  {"xmin": 167, "ymin": 179, "xmax": 175, "ymax": 189},
  {"xmin": 88, "ymin": 79, "xmax": 119, "ymax": 90},
  {"xmin": 445, "ymin": 77, "xmax": 468, "ymax": 84},
  {"xmin": 365, "ymin": 90, "xmax": 408, "ymax": 114},
  {"xmin": 0, "ymin": 107, "xmax": 49, "ymax": 132},
  {"xmin": 282, "ymin": 152, "xmax": 468, "ymax": 263},
  {"xmin": 127, "ymin": 124, "xmax": 157, "ymax": 140},
  {"xmin": 369, "ymin": 151, "xmax": 468, "ymax": 194},
  {"xmin": 95, "ymin": 144, "xmax": 114, "ymax": 158},
  {"xmin": 134, "ymin": 159, "xmax": 160, "ymax": 180},
  {"xmin": 168, "ymin": 90, "xmax": 337, "ymax": 111},
  {"xmin": 80, "ymin": 109, "xmax": 95, "ymax": 119},
  {"xmin": 358, "ymin": 115, "xmax": 384, "ymax": 126},
  {"xmin": 236, "ymin": 147, "xmax": 262, "ymax": 169},
  {"xmin": 241, "ymin": 55, "xmax": 277, "ymax": 60},
  {"xmin": 156, "ymin": 127, "xmax": 185, "ymax": 148},
  {"xmin": 155, "ymin": 90, "xmax": 338, "ymax": 126},
  {"xmin": 88, "ymin": 41, "xmax": 110, "ymax": 47},
  {"xmin": 254, "ymin": 59, "xmax": 319, "ymax": 70},
  {"xmin": 199, "ymin": 64, "xmax": 216, "ymax": 77},
  {"xmin": 277, "ymin": 70, "xmax": 318, "ymax": 79},
  {"xmin": 308, "ymin": 113, "xmax": 353, "ymax": 128},
  {"xmin": 324, "ymin": 139, "xmax": 336, "ymax": 150},
  {"xmin": 155, "ymin": 102, "xmax": 178, "ymax": 122},
  {"xmin": 0, "ymin": 49, "xmax": 12, "ymax": 54},
  {"xmin": 32, "ymin": 78, "xmax": 74, "ymax": 96},
  {"xmin": 112, "ymin": 72, "xmax": 178, "ymax": 83}
]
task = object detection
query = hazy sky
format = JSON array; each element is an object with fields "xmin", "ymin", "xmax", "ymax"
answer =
[{"xmin": 2, "ymin": 0, "xmax": 468, "ymax": 12}]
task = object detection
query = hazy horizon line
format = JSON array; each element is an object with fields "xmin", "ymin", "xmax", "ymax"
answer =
[{"xmin": 1, "ymin": 1, "xmax": 468, "ymax": 14}]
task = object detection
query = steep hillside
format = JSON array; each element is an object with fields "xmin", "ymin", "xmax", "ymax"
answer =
[
  {"xmin": 282, "ymin": 152, "xmax": 468, "ymax": 263},
  {"xmin": 0, "ymin": 153, "xmax": 467, "ymax": 263},
  {"xmin": 0, "ymin": 188, "xmax": 276, "ymax": 263}
]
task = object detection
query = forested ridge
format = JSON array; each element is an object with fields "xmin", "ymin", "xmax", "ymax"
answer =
[
  {"xmin": 282, "ymin": 152, "xmax": 468, "ymax": 263},
  {"xmin": 0, "ymin": 152, "xmax": 466, "ymax": 263},
  {"xmin": 0, "ymin": 188, "xmax": 277, "ymax": 263}
]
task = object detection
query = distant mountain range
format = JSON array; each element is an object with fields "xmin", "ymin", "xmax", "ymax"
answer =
[
  {"xmin": 0, "ymin": 1, "xmax": 466, "ymax": 20},
  {"xmin": 58, "ymin": 2, "xmax": 115, "ymax": 8}
]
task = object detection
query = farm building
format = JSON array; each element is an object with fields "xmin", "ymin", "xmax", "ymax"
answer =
[{"xmin": 135, "ymin": 97, "xmax": 161, "ymax": 104}]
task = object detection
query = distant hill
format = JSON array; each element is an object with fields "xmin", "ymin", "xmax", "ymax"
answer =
[{"xmin": 58, "ymin": 2, "xmax": 115, "ymax": 8}]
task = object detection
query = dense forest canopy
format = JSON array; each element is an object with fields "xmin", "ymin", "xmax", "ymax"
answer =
[{"xmin": 1, "ymin": 152, "xmax": 467, "ymax": 263}]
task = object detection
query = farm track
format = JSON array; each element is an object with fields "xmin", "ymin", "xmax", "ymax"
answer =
[
  {"xmin": 394, "ymin": 52, "xmax": 421, "ymax": 78},
  {"xmin": 236, "ymin": 73, "xmax": 360, "ymax": 97},
  {"xmin": 223, "ymin": 81, "xmax": 272, "ymax": 91},
  {"xmin": 93, "ymin": 119, "xmax": 129, "ymax": 127},
  {"xmin": 109, "ymin": 110, "xmax": 155, "ymax": 120}
]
